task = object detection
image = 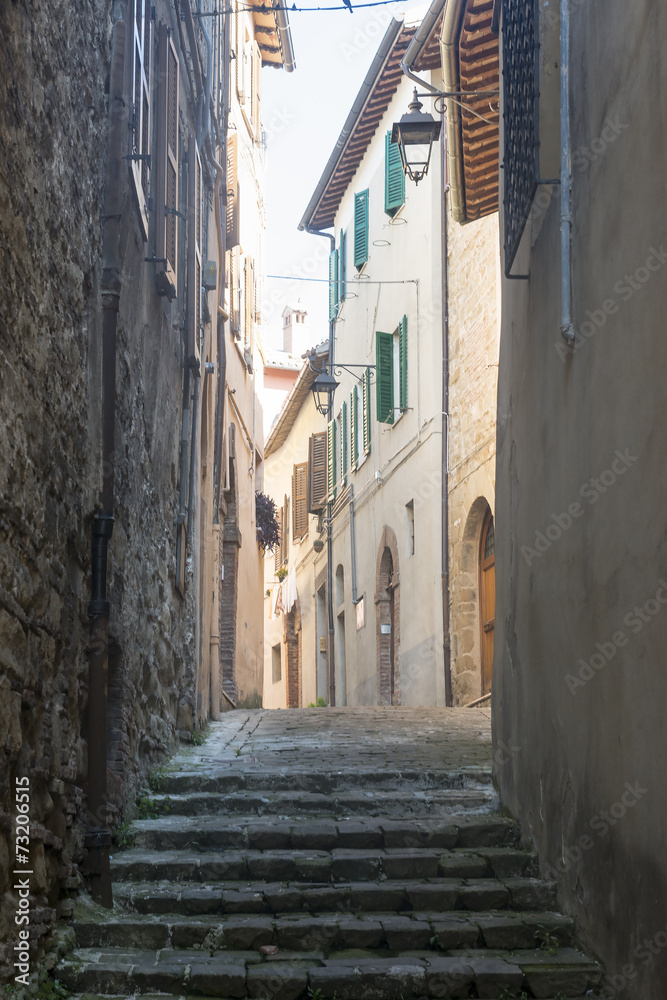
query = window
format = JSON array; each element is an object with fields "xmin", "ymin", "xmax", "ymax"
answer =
[
  {"xmin": 187, "ymin": 137, "xmax": 202, "ymax": 370},
  {"xmin": 327, "ymin": 418, "xmax": 337, "ymax": 500},
  {"xmin": 376, "ymin": 317, "xmax": 408, "ymax": 424},
  {"xmin": 406, "ymin": 499, "xmax": 415, "ymax": 556},
  {"xmin": 328, "ymin": 249, "xmax": 339, "ymax": 321},
  {"xmin": 226, "ymin": 132, "xmax": 240, "ymax": 249},
  {"xmin": 362, "ymin": 367, "xmax": 371, "ymax": 454},
  {"xmin": 292, "ymin": 462, "xmax": 308, "ymax": 540},
  {"xmin": 308, "ymin": 431, "xmax": 328, "ymax": 513},
  {"xmin": 350, "ymin": 385, "xmax": 359, "ymax": 470},
  {"xmin": 339, "ymin": 401, "xmax": 348, "ymax": 485},
  {"xmin": 155, "ymin": 23, "xmax": 179, "ymax": 300},
  {"xmin": 130, "ymin": 0, "xmax": 152, "ymax": 239},
  {"xmin": 354, "ymin": 189, "xmax": 369, "ymax": 271},
  {"xmin": 385, "ymin": 131, "xmax": 405, "ymax": 217},
  {"xmin": 272, "ymin": 644, "xmax": 282, "ymax": 683},
  {"xmin": 339, "ymin": 228, "xmax": 347, "ymax": 302},
  {"xmin": 244, "ymin": 256, "xmax": 255, "ymax": 349}
]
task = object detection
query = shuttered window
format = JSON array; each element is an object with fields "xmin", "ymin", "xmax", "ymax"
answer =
[
  {"xmin": 350, "ymin": 385, "xmax": 359, "ymax": 470},
  {"xmin": 339, "ymin": 228, "xmax": 347, "ymax": 302},
  {"xmin": 328, "ymin": 249, "xmax": 339, "ymax": 321},
  {"xmin": 340, "ymin": 401, "xmax": 347, "ymax": 483},
  {"xmin": 226, "ymin": 132, "xmax": 240, "ymax": 249},
  {"xmin": 362, "ymin": 367, "xmax": 371, "ymax": 454},
  {"xmin": 292, "ymin": 462, "xmax": 308, "ymax": 539},
  {"xmin": 399, "ymin": 314, "xmax": 408, "ymax": 412},
  {"xmin": 354, "ymin": 189, "xmax": 369, "ymax": 271},
  {"xmin": 130, "ymin": 0, "xmax": 152, "ymax": 239},
  {"xmin": 156, "ymin": 23, "xmax": 179, "ymax": 300},
  {"xmin": 385, "ymin": 131, "xmax": 405, "ymax": 217},
  {"xmin": 275, "ymin": 506, "xmax": 283, "ymax": 571},
  {"xmin": 376, "ymin": 331, "xmax": 395, "ymax": 424},
  {"xmin": 251, "ymin": 41, "xmax": 261, "ymax": 140},
  {"xmin": 229, "ymin": 246, "xmax": 241, "ymax": 338},
  {"xmin": 244, "ymin": 256, "xmax": 255, "ymax": 348},
  {"xmin": 308, "ymin": 431, "xmax": 328, "ymax": 513},
  {"xmin": 187, "ymin": 137, "xmax": 202, "ymax": 370},
  {"xmin": 327, "ymin": 419, "xmax": 337, "ymax": 500}
]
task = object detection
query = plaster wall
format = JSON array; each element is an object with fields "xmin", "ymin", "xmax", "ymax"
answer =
[{"xmin": 493, "ymin": 1, "xmax": 667, "ymax": 994}]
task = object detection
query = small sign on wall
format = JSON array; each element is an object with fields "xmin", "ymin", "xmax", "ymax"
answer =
[
  {"xmin": 356, "ymin": 597, "xmax": 365, "ymax": 631},
  {"xmin": 319, "ymin": 636, "xmax": 327, "ymax": 652},
  {"xmin": 381, "ymin": 623, "xmax": 391, "ymax": 635}
]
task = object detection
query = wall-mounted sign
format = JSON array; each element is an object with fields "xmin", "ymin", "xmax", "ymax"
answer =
[
  {"xmin": 356, "ymin": 597, "xmax": 365, "ymax": 630},
  {"xmin": 380, "ymin": 623, "xmax": 391, "ymax": 635}
]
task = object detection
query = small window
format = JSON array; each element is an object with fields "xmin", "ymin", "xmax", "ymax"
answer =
[
  {"xmin": 354, "ymin": 189, "xmax": 369, "ymax": 271},
  {"xmin": 272, "ymin": 644, "xmax": 282, "ymax": 683},
  {"xmin": 406, "ymin": 499, "xmax": 415, "ymax": 555},
  {"xmin": 376, "ymin": 317, "xmax": 408, "ymax": 425}
]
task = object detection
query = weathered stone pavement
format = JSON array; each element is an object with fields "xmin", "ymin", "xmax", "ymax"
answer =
[{"xmin": 61, "ymin": 707, "xmax": 603, "ymax": 999}]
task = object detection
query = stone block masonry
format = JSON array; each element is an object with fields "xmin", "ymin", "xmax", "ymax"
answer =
[{"xmin": 0, "ymin": 0, "xmax": 195, "ymax": 979}]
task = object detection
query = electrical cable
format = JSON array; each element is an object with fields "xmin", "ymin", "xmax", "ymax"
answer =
[{"xmin": 195, "ymin": 0, "xmax": 407, "ymax": 13}]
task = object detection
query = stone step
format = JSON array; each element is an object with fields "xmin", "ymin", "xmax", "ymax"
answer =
[
  {"xmin": 59, "ymin": 946, "xmax": 602, "ymax": 998},
  {"xmin": 130, "ymin": 813, "xmax": 518, "ymax": 853},
  {"xmin": 75, "ymin": 908, "xmax": 575, "ymax": 952},
  {"xmin": 143, "ymin": 785, "xmax": 497, "ymax": 818},
  {"xmin": 160, "ymin": 767, "xmax": 493, "ymax": 796}
]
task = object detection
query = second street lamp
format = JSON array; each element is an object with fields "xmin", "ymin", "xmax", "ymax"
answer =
[{"xmin": 391, "ymin": 88, "xmax": 442, "ymax": 185}]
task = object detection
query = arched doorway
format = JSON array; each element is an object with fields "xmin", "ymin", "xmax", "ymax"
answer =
[
  {"xmin": 375, "ymin": 526, "xmax": 400, "ymax": 705},
  {"xmin": 480, "ymin": 509, "xmax": 495, "ymax": 695}
]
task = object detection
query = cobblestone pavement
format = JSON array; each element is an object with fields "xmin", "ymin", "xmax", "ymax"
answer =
[{"xmin": 170, "ymin": 707, "xmax": 493, "ymax": 778}]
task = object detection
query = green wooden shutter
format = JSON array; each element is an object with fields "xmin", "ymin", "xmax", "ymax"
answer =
[
  {"xmin": 385, "ymin": 131, "xmax": 405, "ymax": 217},
  {"xmin": 362, "ymin": 368, "xmax": 371, "ymax": 453},
  {"xmin": 339, "ymin": 228, "xmax": 346, "ymax": 302},
  {"xmin": 328, "ymin": 249, "xmax": 339, "ymax": 320},
  {"xmin": 350, "ymin": 387, "xmax": 358, "ymax": 469},
  {"xmin": 376, "ymin": 331, "xmax": 394, "ymax": 424},
  {"xmin": 354, "ymin": 189, "xmax": 369, "ymax": 271},
  {"xmin": 327, "ymin": 419, "xmax": 337, "ymax": 500},
  {"xmin": 399, "ymin": 315, "xmax": 408, "ymax": 412},
  {"xmin": 340, "ymin": 401, "xmax": 347, "ymax": 482}
]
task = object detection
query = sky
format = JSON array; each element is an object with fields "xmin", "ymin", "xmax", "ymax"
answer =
[{"xmin": 260, "ymin": 0, "xmax": 424, "ymax": 352}]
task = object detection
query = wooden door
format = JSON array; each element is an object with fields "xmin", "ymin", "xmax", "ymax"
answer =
[{"xmin": 480, "ymin": 510, "xmax": 495, "ymax": 695}]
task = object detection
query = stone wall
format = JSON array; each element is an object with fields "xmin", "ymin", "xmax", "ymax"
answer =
[
  {"xmin": 0, "ymin": 0, "xmax": 196, "ymax": 979},
  {"xmin": 446, "ymin": 210, "xmax": 498, "ymax": 705}
]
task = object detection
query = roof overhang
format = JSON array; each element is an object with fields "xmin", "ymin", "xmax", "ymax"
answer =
[
  {"xmin": 440, "ymin": 0, "xmax": 499, "ymax": 222},
  {"xmin": 265, "ymin": 344, "xmax": 329, "ymax": 456},
  {"xmin": 299, "ymin": 15, "xmax": 442, "ymax": 232},
  {"xmin": 249, "ymin": 0, "xmax": 295, "ymax": 72}
]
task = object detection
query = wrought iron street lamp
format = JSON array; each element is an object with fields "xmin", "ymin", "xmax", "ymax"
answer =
[
  {"xmin": 310, "ymin": 370, "xmax": 340, "ymax": 417},
  {"xmin": 391, "ymin": 88, "xmax": 442, "ymax": 185}
]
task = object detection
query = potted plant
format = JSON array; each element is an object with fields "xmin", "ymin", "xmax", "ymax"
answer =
[
  {"xmin": 276, "ymin": 567, "xmax": 288, "ymax": 582},
  {"xmin": 313, "ymin": 539, "xmax": 325, "ymax": 553}
]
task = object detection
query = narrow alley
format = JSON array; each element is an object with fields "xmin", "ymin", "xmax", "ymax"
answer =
[{"xmin": 60, "ymin": 708, "xmax": 602, "ymax": 998}]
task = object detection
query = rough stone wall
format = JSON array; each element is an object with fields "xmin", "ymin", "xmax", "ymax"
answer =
[
  {"xmin": 446, "ymin": 210, "xmax": 498, "ymax": 705},
  {"xmin": 0, "ymin": 0, "xmax": 196, "ymax": 978}
]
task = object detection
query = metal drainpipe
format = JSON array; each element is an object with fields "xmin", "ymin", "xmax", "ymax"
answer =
[
  {"xmin": 86, "ymin": 0, "xmax": 127, "ymax": 909},
  {"xmin": 440, "ymin": 125, "xmax": 453, "ymax": 707},
  {"xmin": 560, "ymin": 0, "xmax": 574, "ymax": 344},
  {"xmin": 305, "ymin": 224, "xmax": 336, "ymax": 706},
  {"xmin": 213, "ymin": 3, "xmax": 230, "ymax": 517},
  {"xmin": 349, "ymin": 485, "xmax": 358, "ymax": 605}
]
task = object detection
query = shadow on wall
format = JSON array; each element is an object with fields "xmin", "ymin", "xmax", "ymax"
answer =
[{"xmin": 451, "ymin": 496, "xmax": 493, "ymax": 706}]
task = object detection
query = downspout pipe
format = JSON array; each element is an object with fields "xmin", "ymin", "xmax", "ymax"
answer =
[
  {"xmin": 560, "ymin": 0, "xmax": 575, "ymax": 344},
  {"xmin": 273, "ymin": 0, "xmax": 296, "ymax": 72},
  {"xmin": 440, "ymin": 126, "xmax": 453, "ymax": 707},
  {"xmin": 86, "ymin": 0, "xmax": 127, "ymax": 909},
  {"xmin": 349, "ymin": 485, "xmax": 359, "ymax": 605},
  {"xmin": 439, "ymin": 0, "xmax": 467, "ymax": 222},
  {"xmin": 213, "ymin": 2, "xmax": 230, "ymax": 516}
]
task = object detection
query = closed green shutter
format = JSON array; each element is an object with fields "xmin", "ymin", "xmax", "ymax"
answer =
[
  {"xmin": 327, "ymin": 419, "xmax": 337, "ymax": 500},
  {"xmin": 354, "ymin": 189, "xmax": 369, "ymax": 271},
  {"xmin": 328, "ymin": 249, "xmax": 339, "ymax": 320},
  {"xmin": 350, "ymin": 386, "xmax": 358, "ymax": 469},
  {"xmin": 376, "ymin": 331, "xmax": 394, "ymax": 424},
  {"xmin": 399, "ymin": 315, "xmax": 408, "ymax": 411},
  {"xmin": 340, "ymin": 401, "xmax": 347, "ymax": 482},
  {"xmin": 339, "ymin": 228, "xmax": 346, "ymax": 302},
  {"xmin": 385, "ymin": 131, "xmax": 405, "ymax": 217},
  {"xmin": 362, "ymin": 368, "xmax": 371, "ymax": 453}
]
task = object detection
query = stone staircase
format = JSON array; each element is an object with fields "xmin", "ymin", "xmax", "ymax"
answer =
[{"xmin": 60, "ymin": 710, "xmax": 603, "ymax": 999}]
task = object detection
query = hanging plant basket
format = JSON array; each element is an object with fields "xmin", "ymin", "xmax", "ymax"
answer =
[
  {"xmin": 255, "ymin": 491, "xmax": 280, "ymax": 553},
  {"xmin": 313, "ymin": 539, "xmax": 325, "ymax": 553}
]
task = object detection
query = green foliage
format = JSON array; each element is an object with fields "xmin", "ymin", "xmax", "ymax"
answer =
[
  {"xmin": 536, "ymin": 925, "xmax": 560, "ymax": 955},
  {"xmin": 307, "ymin": 697, "xmax": 328, "ymax": 708},
  {"xmin": 498, "ymin": 990, "xmax": 529, "ymax": 1000},
  {"xmin": 113, "ymin": 821, "xmax": 135, "ymax": 851},
  {"xmin": 136, "ymin": 794, "xmax": 171, "ymax": 820},
  {"xmin": 192, "ymin": 723, "xmax": 209, "ymax": 746},
  {"xmin": 256, "ymin": 490, "xmax": 280, "ymax": 553},
  {"xmin": 36, "ymin": 979, "xmax": 69, "ymax": 1000},
  {"xmin": 148, "ymin": 766, "xmax": 168, "ymax": 792}
]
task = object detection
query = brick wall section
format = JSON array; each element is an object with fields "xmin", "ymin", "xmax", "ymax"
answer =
[
  {"xmin": 446, "ymin": 211, "xmax": 499, "ymax": 705},
  {"xmin": 284, "ymin": 608, "xmax": 301, "ymax": 708}
]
